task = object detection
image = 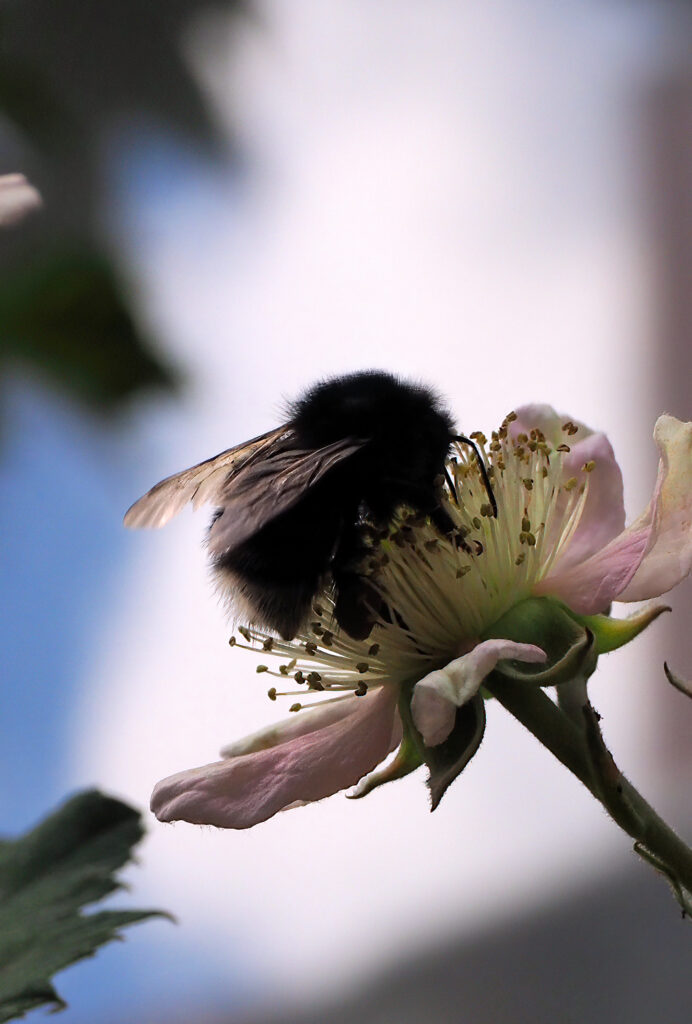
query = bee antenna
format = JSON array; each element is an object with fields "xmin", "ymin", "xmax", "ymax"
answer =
[{"xmin": 452, "ymin": 434, "xmax": 498, "ymax": 518}]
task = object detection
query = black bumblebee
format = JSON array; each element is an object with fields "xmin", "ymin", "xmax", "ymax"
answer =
[{"xmin": 124, "ymin": 370, "xmax": 495, "ymax": 640}]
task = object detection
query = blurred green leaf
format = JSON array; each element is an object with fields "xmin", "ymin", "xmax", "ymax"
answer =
[
  {"xmin": 0, "ymin": 790, "xmax": 167, "ymax": 1022},
  {"xmin": 0, "ymin": 249, "xmax": 179, "ymax": 412},
  {"xmin": 0, "ymin": 56, "xmax": 77, "ymax": 151},
  {"xmin": 0, "ymin": 0, "xmax": 248, "ymax": 421}
]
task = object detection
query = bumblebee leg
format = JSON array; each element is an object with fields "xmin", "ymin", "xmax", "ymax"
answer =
[{"xmin": 331, "ymin": 520, "xmax": 380, "ymax": 640}]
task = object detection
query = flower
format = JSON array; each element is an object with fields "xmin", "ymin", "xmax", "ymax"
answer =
[
  {"xmin": 151, "ymin": 407, "xmax": 692, "ymax": 829},
  {"xmin": 0, "ymin": 174, "xmax": 42, "ymax": 228}
]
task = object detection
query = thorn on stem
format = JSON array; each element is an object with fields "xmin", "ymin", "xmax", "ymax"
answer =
[{"xmin": 664, "ymin": 662, "xmax": 692, "ymax": 700}]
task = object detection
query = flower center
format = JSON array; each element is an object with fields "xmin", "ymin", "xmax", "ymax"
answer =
[{"xmin": 230, "ymin": 412, "xmax": 594, "ymax": 710}]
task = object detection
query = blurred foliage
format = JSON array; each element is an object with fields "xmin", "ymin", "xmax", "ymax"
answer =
[
  {"xmin": 0, "ymin": 0, "xmax": 248, "ymax": 417},
  {"xmin": 0, "ymin": 250, "xmax": 176, "ymax": 411},
  {"xmin": 0, "ymin": 790, "xmax": 166, "ymax": 1022}
]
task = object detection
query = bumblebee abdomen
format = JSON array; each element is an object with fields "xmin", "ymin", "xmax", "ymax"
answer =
[{"xmin": 213, "ymin": 486, "xmax": 347, "ymax": 639}]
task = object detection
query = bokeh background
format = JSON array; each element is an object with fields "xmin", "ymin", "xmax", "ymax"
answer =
[{"xmin": 3, "ymin": 1, "xmax": 692, "ymax": 1021}]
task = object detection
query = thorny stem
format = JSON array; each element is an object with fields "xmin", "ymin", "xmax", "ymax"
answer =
[{"xmin": 486, "ymin": 673, "xmax": 692, "ymax": 914}]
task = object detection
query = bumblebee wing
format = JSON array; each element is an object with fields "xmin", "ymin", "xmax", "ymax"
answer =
[
  {"xmin": 208, "ymin": 436, "xmax": 365, "ymax": 558},
  {"xmin": 123, "ymin": 426, "xmax": 291, "ymax": 529}
]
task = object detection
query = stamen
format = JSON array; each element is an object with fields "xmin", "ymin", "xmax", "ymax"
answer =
[{"xmin": 231, "ymin": 409, "xmax": 599, "ymax": 719}]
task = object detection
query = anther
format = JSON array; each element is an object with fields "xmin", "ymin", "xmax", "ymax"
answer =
[
  {"xmin": 521, "ymin": 516, "xmax": 531, "ymax": 533},
  {"xmin": 356, "ymin": 662, "xmax": 369, "ymax": 674},
  {"xmin": 289, "ymin": 703, "xmax": 302, "ymax": 713},
  {"xmin": 583, "ymin": 460, "xmax": 595, "ymax": 473},
  {"xmin": 523, "ymin": 478, "xmax": 534, "ymax": 491},
  {"xmin": 561, "ymin": 421, "xmax": 579, "ymax": 436},
  {"xmin": 557, "ymin": 443, "xmax": 570, "ymax": 453},
  {"xmin": 268, "ymin": 688, "xmax": 277, "ymax": 701},
  {"xmin": 355, "ymin": 683, "xmax": 368, "ymax": 696},
  {"xmin": 368, "ymin": 643, "xmax": 380, "ymax": 656},
  {"xmin": 305, "ymin": 641, "xmax": 317, "ymax": 655},
  {"xmin": 564, "ymin": 477, "xmax": 578, "ymax": 491},
  {"xmin": 229, "ymin": 636, "xmax": 236, "ymax": 647},
  {"xmin": 456, "ymin": 565, "xmax": 471, "ymax": 578},
  {"xmin": 262, "ymin": 638, "xmax": 274, "ymax": 651},
  {"xmin": 239, "ymin": 626, "xmax": 252, "ymax": 641},
  {"xmin": 256, "ymin": 665, "xmax": 269, "ymax": 674},
  {"xmin": 515, "ymin": 553, "xmax": 526, "ymax": 565}
]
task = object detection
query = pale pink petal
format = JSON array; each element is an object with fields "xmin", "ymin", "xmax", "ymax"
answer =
[
  {"xmin": 151, "ymin": 685, "xmax": 398, "ymax": 829},
  {"xmin": 513, "ymin": 406, "xmax": 625, "ymax": 565},
  {"xmin": 618, "ymin": 416, "xmax": 692, "ymax": 601},
  {"xmin": 540, "ymin": 416, "xmax": 692, "ymax": 612},
  {"xmin": 0, "ymin": 174, "xmax": 42, "ymax": 227},
  {"xmin": 512, "ymin": 404, "xmax": 593, "ymax": 448},
  {"xmin": 411, "ymin": 641, "xmax": 546, "ymax": 747},
  {"xmin": 220, "ymin": 698, "xmax": 357, "ymax": 758},
  {"xmin": 536, "ymin": 528, "xmax": 649, "ymax": 613},
  {"xmin": 549, "ymin": 432, "xmax": 625, "ymax": 568}
]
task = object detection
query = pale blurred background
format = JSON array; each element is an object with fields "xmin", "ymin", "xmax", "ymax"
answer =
[{"xmin": 2, "ymin": 1, "xmax": 692, "ymax": 1021}]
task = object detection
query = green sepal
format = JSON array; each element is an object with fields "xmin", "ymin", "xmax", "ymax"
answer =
[
  {"xmin": 565, "ymin": 603, "xmax": 670, "ymax": 655},
  {"xmin": 501, "ymin": 629, "xmax": 596, "ymax": 686},
  {"xmin": 482, "ymin": 596, "xmax": 598, "ymax": 685},
  {"xmin": 347, "ymin": 730, "xmax": 423, "ymax": 800},
  {"xmin": 399, "ymin": 684, "xmax": 486, "ymax": 811}
]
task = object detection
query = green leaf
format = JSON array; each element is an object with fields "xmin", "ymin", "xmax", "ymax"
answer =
[
  {"xmin": 0, "ymin": 790, "xmax": 167, "ymax": 1023},
  {"xmin": 0, "ymin": 250, "xmax": 179, "ymax": 413}
]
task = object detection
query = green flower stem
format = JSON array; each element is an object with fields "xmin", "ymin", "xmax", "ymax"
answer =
[
  {"xmin": 486, "ymin": 674, "xmax": 595, "ymax": 791},
  {"xmin": 486, "ymin": 674, "xmax": 692, "ymax": 905}
]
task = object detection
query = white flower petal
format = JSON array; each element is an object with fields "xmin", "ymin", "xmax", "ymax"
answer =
[
  {"xmin": 0, "ymin": 174, "xmax": 42, "ymax": 227},
  {"xmin": 220, "ymin": 698, "xmax": 356, "ymax": 758},
  {"xmin": 539, "ymin": 416, "xmax": 692, "ymax": 612},
  {"xmin": 411, "ymin": 640, "xmax": 546, "ymax": 747},
  {"xmin": 617, "ymin": 415, "xmax": 692, "ymax": 601},
  {"xmin": 152, "ymin": 686, "xmax": 398, "ymax": 829}
]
